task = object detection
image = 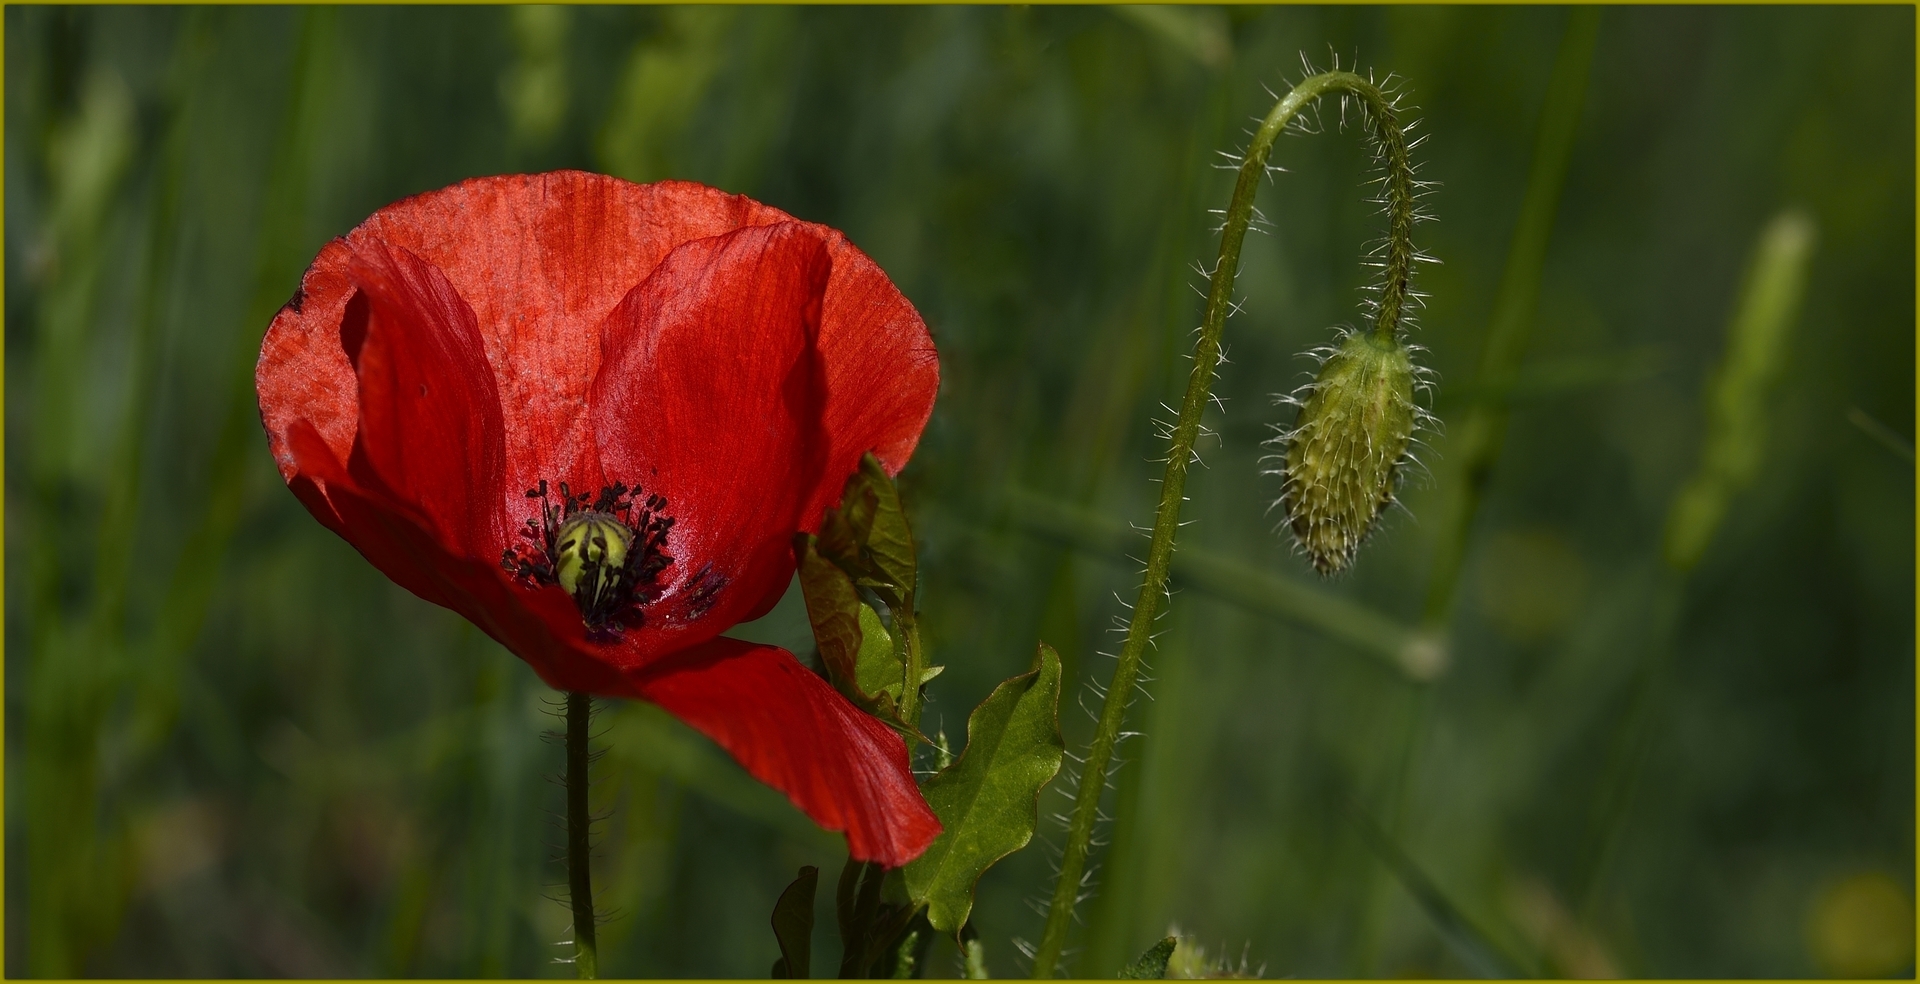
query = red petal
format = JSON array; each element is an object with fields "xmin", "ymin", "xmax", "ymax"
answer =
[
  {"xmin": 804, "ymin": 234, "xmax": 941, "ymax": 528},
  {"xmin": 287, "ymin": 419, "xmax": 450, "ymax": 609},
  {"xmin": 258, "ymin": 239, "xmax": 360, "ymax": 486},
  {"xmin": 590, "ymin": 223, "xmax": 837, "ymax": 660},
  {"xmin": 258, "ymin": 174, "xmax": 937, "ymax": 570},
  {"xmin": 344, "ymin": 242, "xmax": 509, "ymax": 558},
  {"xmin": 628, "ymin": 638, "xmax": 940, "ymax": 866},
  {"xmin": 289, "ymin": 419, "xmax": 639, "ymax": 698},
  {"xmin": 262, "ymin": 175, "xmax": 797, "ymax": 504},
  {"xmin": 256, "ymin": 173, "xmax": 938, "ymax": 691}
]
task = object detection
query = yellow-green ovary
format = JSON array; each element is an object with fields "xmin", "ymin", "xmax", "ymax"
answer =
[
  {"xmin": 555, "ymin": 513, "xmax": 633, "ymax": 600},
  {"xmin": 1283, "ymin": 332, "xmax": 1415, "ymax": 574}
]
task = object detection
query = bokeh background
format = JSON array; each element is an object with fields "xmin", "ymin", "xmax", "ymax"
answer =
[{"xmin": 5, "ymin": 4, "xmax": 1913, "ymax": 978}]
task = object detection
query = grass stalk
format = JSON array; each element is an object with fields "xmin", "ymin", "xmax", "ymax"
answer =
[
  {"xmin": 1418, "ymin": 8, "xmax": 1601, "ymax": 629},
  {"xmin": 1354, "ymin": 13, "xmax": 1598, "ymax": 972}
]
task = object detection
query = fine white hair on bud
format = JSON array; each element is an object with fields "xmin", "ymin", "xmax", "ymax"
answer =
[
  {"xmin": 1267, "ymin": 329, "xmax": 1417, "ymax": 575},
  {"xmin": 1254, "ymin": 55, "xmax": 1432, "ymax": 575}
]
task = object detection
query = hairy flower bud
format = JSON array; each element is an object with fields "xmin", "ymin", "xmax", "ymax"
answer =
[{"xmin": 1277, "ymin": 330, "xmax": 1417, "ymax": 575}]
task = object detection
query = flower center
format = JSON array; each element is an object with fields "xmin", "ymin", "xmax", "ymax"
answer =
[
  {"xmin": 501, "ymin": 480, "xmax": 674, "ymax": 638},
  {"xmin": 554, "ymin": 512, "xmax": 631, "ymax": 605}
]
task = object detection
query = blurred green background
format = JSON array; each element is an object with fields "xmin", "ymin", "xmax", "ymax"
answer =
[{"xmin": 5, "ymin": 4, "xmax": 1913, "ymax": 978}]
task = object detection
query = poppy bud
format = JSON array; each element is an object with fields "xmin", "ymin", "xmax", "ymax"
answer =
[
  {"xmin": 555, "ymin": 512, "xmax": 634, "ymax": 607},
  {"xmin": 1279, "ymin": 330, "xmax": 1417, "ymax": 575}
]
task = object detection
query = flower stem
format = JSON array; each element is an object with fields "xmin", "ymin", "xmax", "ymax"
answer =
[
  {"xmin": 899, "ymin": 604, "xmax": 926, "ymax": 735},
  {"xmin": 1029, "ymin": 70, "xmax": 1418, "ymax": 978},
  {"xmin": 565, "ymin": 691, "xmax": 598, "ymax": 979}
]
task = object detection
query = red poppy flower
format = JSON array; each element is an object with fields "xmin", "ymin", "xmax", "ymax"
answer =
[{"xmin": 255, "ymin": 171, "xmax": 941, "ymax": 866}]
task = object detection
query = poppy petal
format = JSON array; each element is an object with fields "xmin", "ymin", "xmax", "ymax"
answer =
[
  {"xmin": 348, "ymin": 173, "xmax": 798, "ymax": 504},
  {"xmin": 286, "ymin": 419, "xmax": 450, "ymax": 609},
  {"xmin": 289, "ymin": 418, "xmax": 639, "ymax": 698},
  {"xmin": 260, "ymin": 175, "xmax": 801, "ymax": 525},
  {"xmin": 344, "ymin": 242, "xmax": 510, "ymax": 559},
  {"xmin": 803, "ymin": 235, "xmax": 941, "ymax": 529},
  {"xmin": 589, "ymin": 222, "xmax": 836, "ymax": 661},
  {"xmin": 258, "ymin": 239, "xmax": 361, "ymax": 487},
  {"xmin": 256, "ymin": 176, "xmax": 945, "ymax": 819},
  {"xmin": 628, "ymin": 637, "xmax": 940, "ymax": 867}
]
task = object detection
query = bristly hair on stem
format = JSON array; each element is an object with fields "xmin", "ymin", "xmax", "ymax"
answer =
[{"xmin": 1029, "ymin": 61, "xmax": 1433, "ymax": 978}]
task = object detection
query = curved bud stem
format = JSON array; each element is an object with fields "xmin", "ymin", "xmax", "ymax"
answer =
[{"xmin": 1029, "ymin": 70, "xmax": 1421, "ymax": 978}]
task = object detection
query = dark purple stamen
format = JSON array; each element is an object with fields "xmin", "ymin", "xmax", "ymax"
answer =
[{"xmin": 502, "ymin": 479, "xmax": 675, "ymax": 639}]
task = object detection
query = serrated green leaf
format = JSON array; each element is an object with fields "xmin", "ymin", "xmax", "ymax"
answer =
[
  {"xmin": 817, "ymin": 483, "xmax": 873, "ymax": 570},
  {"xmin": 816, "ymin": 453, "xmax": 917, "ymax": 609},
  {"xmin": 903, "ymin": 643, "xmax": 1065, "ymax": 935},
  {"xmin": 796, "ymin": 534, "xmax": 864, "ymax": 695},
  {"xmin": 797, "ymin": 535, "xmax": 908, "ymax": 726},
  {"xmin": 856, "ymin": 601, "xmax": 903, "ymax": 700},
  {"xmin": 1118, "ymin": 937, "xmax": 1177, "ymax": 979},
  {"xmin": 769, "ymin": 865, "xmax": 818, "ymax": 978},
  {"xmin": 853, "ymin": 453, "xmax": 917, "ymax": 602}
]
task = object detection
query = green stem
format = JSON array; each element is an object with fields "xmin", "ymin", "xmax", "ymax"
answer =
[
  {"xmin": 1004, "ymin": 487, "xmax": 1426, "ymax": 674},
  {"xmin": 565, "ymin": 692, "xmax": 599, "ymax": 979},
  {"xmin": 961, "ymin": 921, "xmax": 989, "ymax": 979},
  {"xmin": 1029, "ymin": 70, "xmax": 1419, "ymax": 978},
  {"xmin": 898, "ymin": 602, "xmax": 926, "ymax": 735}
]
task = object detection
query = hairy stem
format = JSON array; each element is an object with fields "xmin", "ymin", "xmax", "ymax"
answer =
[
  {"xmin": 899, "ymin": 604, "xmax": 926, "ymax": 735},
  {"xmin": 1029, "ymin": 70, "xmax": 1419, "ymax": 978},
  {"xmin": 565, "ymin": 692, "xmax": 599, "ymax": 979}
]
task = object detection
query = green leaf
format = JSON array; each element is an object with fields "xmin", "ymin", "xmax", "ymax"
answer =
[
  {"xmin": 796, "ymin": 534, "xmax": 904, "ymax": 722},
  {"xmin": 903, "ymin": 643, "xmax": 1065, "ymax": 935},
  {"xmin": 1118, "ymin": 937, "xmax": 1178, "ymax": 979},
  {"xmin": 837, "ymin": 859, "xmax": 918, "ymax": 978},
  {"xmin": 851, "ymin": 453, "xmax": 917, "ymax": 601},
  {"xmin": 816, "ymin": 453, "xmax": 917, "ymax": 609},
  {"xmin": 856, "ymin": 601, "xmax": 903, "ymax": 701},
  {"xmin": 769, "ymin": 865, "xmax": 818, "ymax": 978},
  {"xmin": 796, "ymin": 534, "xmax": 862, "ymax": 686}
]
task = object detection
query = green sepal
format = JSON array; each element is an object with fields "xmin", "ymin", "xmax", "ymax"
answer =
[
  {"xmin": 796, "ymin": 533, "xmax": 863, "ymax": 691},
  {"xmin": 796, "ymin": 533, "xmax": 905, "ymax": 727},
  {"xmin": 856, "ymin": 602, "xmax": 904, "ymax": 703},
  {"xmin": 889, "ymin": 928, "xmax": 921, "ymax": 979},
  {"xmin": 903, "ymin": 643, "xmax": 1065, "ymax": 936},
  {"xmin": 769, "ymin": 865, "xmax": 818, "ymax": 979},
  {"xmin": 959, "ymin": 921, "xmax": 989, "ymax": 979},
  {"xmin": 816, "ymin": 453, "xmax": 917, "ymax": 610},
  {"xmin": 1118, "ymin": 937, "xmax": 1178, "ymax": 979},
  {"xmin": 932, "ymin": 730, "xmax": 954, "ymax": 771}
]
